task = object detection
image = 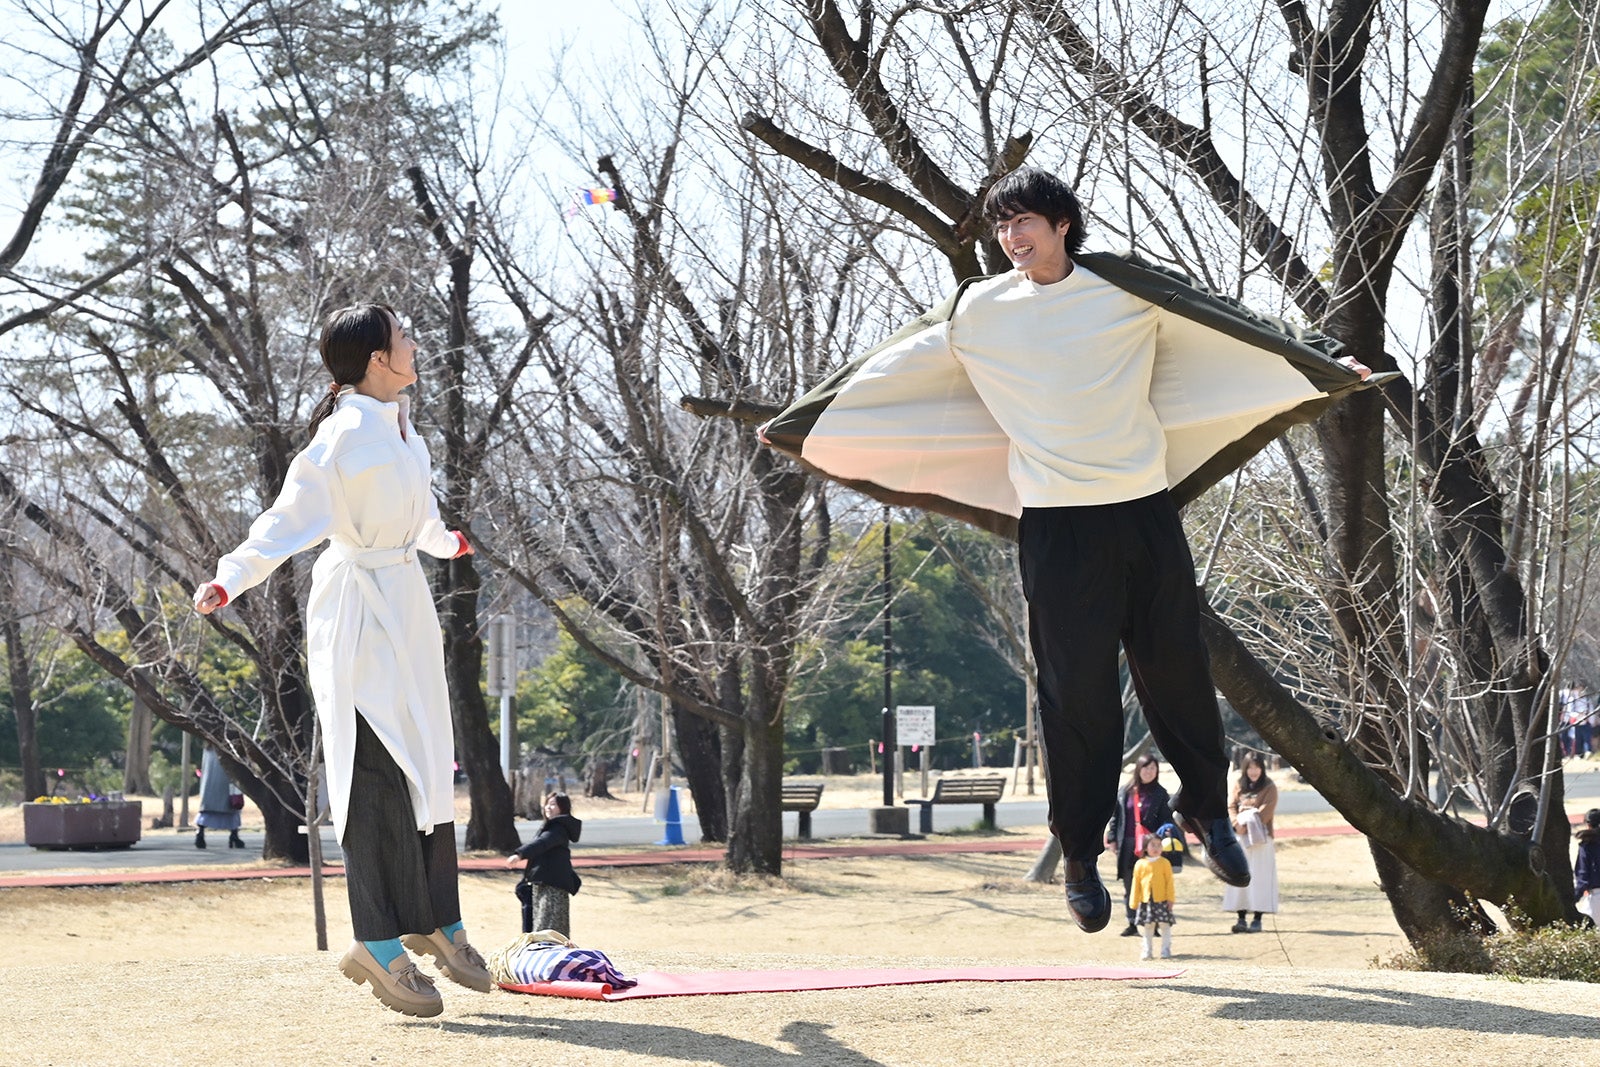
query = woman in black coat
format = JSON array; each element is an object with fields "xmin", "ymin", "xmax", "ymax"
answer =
[
  {"xmin": 504, "ymin": 792, "xmax": 583, "ymax": 936},
  {"xmin": 1104, "ymin": 754, "xmax": 1173, "ymax": 936}
]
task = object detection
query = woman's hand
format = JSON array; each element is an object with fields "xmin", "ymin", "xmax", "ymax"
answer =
[
  {"xmin": 504, "ymin": 854, "xmax": 521, "ymax": 869},
  {"xmin": 192, "ymin": 584, "xmax": 224, "ymax": 615}
]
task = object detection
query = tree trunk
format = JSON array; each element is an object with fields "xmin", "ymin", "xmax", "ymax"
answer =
[
  {"xmin": 438, "ymin": 557, "xmax": 520, "ymax": 852},
  {"xmin": 214, "ymin": 748, "xmax": 309, "ymax": 864},
  {"xmin": 408, "ymin": 165, "xmax": 520, "ymax": 855},
  {"xmin": 1200, "ymin": 599, "xmax": 1578, "ymax": 924},
  {"xmin": 720, "ymin": 721, "xmax": 744, "ymax": 833},
  {"xmin": 0, "ymin": 546, "xmax": 44, "ymax": 801},
  {"xmin": 673, "ymin": 701, "xmax": 727, "ymax": 842},
  {"xmin": 1369, "ymin": 842, "xmax": 1492, "ymax": 944},
  {"xmin": 725, "ymin": 711, "xmax": 784, "ymax": 874},
  {"xmin": 584, "ymin": 757, "xmax": 614, "ymax": 800},
  {"xmin": 151, "ymin": 784, "xmax": 174, "ymax": 829},
  {"xmin": 123, "ymin": 691, "xmax": 155, "ymax": 795},
  {"xmin": 1025, "ymin": 836, "xmax": 1062, "ymax": 884},
  {"xmin": 257, "ymin": 785, "xmax": 311, "ymax": 864}
]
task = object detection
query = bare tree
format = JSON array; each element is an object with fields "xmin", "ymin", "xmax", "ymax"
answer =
[
  {"xmin": 451, "ymin": 10, "xmax": 897, "ymax": 871},
  {"xmin": 401, "ymin": 163, "xmax": 537, "ymax": 852},
  {"xmin": 0, "ymin": 0, "xmax": 274, "ymax": 317},
  {"xmin": 713, "ymin": 0, "xmax": 1593, "ymax": 937},
  {"xmin": 0, "ymin": 495, "xmax": 46, "ymax": 801},
  {"xmin": 0, "ymin": 0, "xmax": 513, "ymax": 859}
]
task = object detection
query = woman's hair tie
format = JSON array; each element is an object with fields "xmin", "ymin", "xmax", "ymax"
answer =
[{"xmin": 327, "ymin": 380, "xmax": 342, "ymax": 395}]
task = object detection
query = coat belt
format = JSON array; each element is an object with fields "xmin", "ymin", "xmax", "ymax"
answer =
[{"xmin": 327, "ymin": 541, "xmax": 417, "ymax": 569}]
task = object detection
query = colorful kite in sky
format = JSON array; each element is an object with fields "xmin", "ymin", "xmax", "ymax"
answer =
[{"xmin": 565, "ymin": 187, "xmax": 619, "ymax": 218}]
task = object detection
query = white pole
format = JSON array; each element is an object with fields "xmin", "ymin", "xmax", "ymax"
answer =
[
  {"xmin": 660, "ymin": 692, "xmax": 672, "ymax": 794},
  {"xmin": 500, "ymin": 692, "xmax": 514, "ymax": 784},
  {"xmin": 641, "ymin": 750, "xmax": 659, "ymax": 812},
  {"xmin": 178, "ymin": 731, "xmax": 192, "ymax": 829},
  {"xmin": 488, "ymin": 613, "xmax": 516, "ymax": 785}
]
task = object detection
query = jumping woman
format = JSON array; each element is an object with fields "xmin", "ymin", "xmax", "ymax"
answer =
[{"xmin": 194, "ymin": 304, "xmax": 488, "ymax": 1017}]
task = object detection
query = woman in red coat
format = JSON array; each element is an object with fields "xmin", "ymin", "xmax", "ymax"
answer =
[{"xmin": 1104, "ymin": 754, "xmax": 1174, "ymax": 937}]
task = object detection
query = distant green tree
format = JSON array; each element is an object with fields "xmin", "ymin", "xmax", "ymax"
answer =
[
  {"xmin": 1473, "ymin": 0, "xmax": 1600, "ymax": 373},
  {"xmin": 785, "ymin": 520, "xmax": 1024, "ymax": 770},
  {"xmin": 0, "ymin": 640, "xmax": 128, "ymax": 784},
  {"xmin": 516, "ymin": 630, "xmax": 631, "ymax": 759}
]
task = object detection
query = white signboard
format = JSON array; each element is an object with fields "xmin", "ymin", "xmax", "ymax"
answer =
[{"xmin": 895, "ymin": 705, "xmax": 936, "ymax": 747}]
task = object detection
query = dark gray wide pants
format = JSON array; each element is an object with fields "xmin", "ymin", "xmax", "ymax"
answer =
[
  {"xmin": 1018, "ymin": 490, "xmax": 1229, "ymax": 863},
  {"xmin": 342, "ymin": 713, "xmax": 462, "ymax": 941}
]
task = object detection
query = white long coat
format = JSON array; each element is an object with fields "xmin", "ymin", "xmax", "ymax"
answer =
[{"xmin": 210, "ymin": 390, "xmax": 462, "ymax": 843}]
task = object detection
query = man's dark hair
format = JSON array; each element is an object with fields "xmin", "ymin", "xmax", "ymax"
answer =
[{"xmin": 982, "ymin": 167, "xmax": 1086, "ymax": 255}]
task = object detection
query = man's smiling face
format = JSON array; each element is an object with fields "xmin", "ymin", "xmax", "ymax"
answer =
[{"xmin": 994, "ymin": 211, "xmax": 1073, "ymax": 284}]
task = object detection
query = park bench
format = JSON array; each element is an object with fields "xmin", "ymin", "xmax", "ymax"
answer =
[
  {"xmin": 781, "ymin": 781, "xmax": 826, "ymax": 839},
  {"xmin": 904, "ymin": 775, "xmax": 1006, "ymax": 834}
]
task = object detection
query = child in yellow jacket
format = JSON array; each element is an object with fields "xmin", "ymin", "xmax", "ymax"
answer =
[{"xmin": 1129, "ymin": 833, "xmax": 1176, "ymax": 959}]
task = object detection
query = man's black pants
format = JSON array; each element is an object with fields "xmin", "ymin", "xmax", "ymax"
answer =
[{"xmin": 1019, "ymin": 490, "xmax": 1228, "ymax": 863}]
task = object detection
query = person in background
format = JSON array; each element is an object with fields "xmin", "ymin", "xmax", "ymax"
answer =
[
  {"xmin": 1129, "ymin": 832, "xmax": 1177, "ymax": 959},
  {"xmin": 1105, "ymin": 754, "xmax": 1174, "ymax": 937},
  {"xmin": 1560, "ymin": 685, "xmax": 1582, "ymax": 759},
  {"xmin": 1574, "ymin": 808, "xmax": 1599, "ymax": 919},
  {"xmin": 194, "ymin": 746, "xmax": 244, "ymax": 850},
  {"xmin": 193, "ymin": 303, "xmax": 488, "ymax": 1018},
  {"xmin": 1573, "ymin": 683, "xmax": 1595, "ymax": 759},
  {"xmin": 1224, "ymin": 753, "xmax": 1280, "ymax": 932},
  {"xmin": 506, "ymin": 791, "xmax": 583, "ymax": 936}
]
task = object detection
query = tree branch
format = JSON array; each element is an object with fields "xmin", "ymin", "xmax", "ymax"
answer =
[{"xmin": 1022, "ymin": 0, "xmax": 1329, "ymax": 320}]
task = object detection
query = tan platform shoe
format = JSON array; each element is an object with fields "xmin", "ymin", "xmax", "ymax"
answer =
[
  {"xmin": 401, "ymin": 928, "xmax": 493, "ymax": 993},
  {"xmin": 338, "ymin": 941, "xmax": 444, "ymax": 1017}
]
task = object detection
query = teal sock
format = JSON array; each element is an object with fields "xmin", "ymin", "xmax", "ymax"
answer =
[
  {"xmin": 363, "ymin": 938, "xmax": 406, "ymax": 968},
  {"xmin": 440, "ymin": 921, "xmax": 465, "ymax": 943}
]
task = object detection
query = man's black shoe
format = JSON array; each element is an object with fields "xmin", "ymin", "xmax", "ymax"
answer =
[
  {"xmin": 1175, "ymin": 811, "xmax": 1251, "ymax": 888},
  {"xmin": 1063, "ymin": 860, "xmax": 1112, "ymax": 933}
]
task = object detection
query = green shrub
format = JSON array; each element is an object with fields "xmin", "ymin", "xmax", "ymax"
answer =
[
  {"xmin": 148, "ymin": 751, "xmax": 192, "ymax": 797},
  {"xmin": 1486, "ymin": 922, "xmax": 1600, "ymax": 983},
  {"xmin": 81, "ymin": 757, "xmax": 124, "ymax": 799},
  {"xmin": 1379, "ymin": 920, "xmax": 1600, "ymax": 982},
  {"xmin": 1378, "ymin": 930, "xmax": 1494, "ymax": 975}
]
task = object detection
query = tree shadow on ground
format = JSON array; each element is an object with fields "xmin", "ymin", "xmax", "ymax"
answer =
[
  {"xmin": 430, "ymin": 1014, "xmax": 889, "ymax": 1066},
  {"xmin": 1256, "ymin": 928, "xmax": 1391, "ymax": 938},
  {"xmin": 1174, "ymin": 982, "xmax": 1600, "ymax": 1037}
]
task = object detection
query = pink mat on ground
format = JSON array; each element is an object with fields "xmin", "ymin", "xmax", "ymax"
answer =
[{"xmin": 499, "ymin": 964, "xmax": 1183, "ymax": 1000}]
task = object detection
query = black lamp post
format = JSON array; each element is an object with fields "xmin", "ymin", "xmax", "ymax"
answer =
[{"xmin": 881, "ymin": 505, "xmax": 894, "ymax": 808}]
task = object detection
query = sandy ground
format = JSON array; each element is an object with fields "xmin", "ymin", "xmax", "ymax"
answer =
[{"xmin": 5, "ymin": 823, "xmax": 1600, "ymax": 1066}]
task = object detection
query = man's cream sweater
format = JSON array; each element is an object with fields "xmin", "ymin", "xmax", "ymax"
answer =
[{"xmin": 950, "ymin": 265, "xmax": 1167, "ymax": 507}]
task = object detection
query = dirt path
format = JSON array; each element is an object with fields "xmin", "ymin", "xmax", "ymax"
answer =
[{"xmin": 6, "ymin": 829, "xmax": 1598, "ymax": 1066}]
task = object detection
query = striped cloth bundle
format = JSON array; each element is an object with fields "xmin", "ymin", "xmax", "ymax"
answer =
[{"xmin": 491, "ymin": 935, "xmax": 636, "ymax": 989}]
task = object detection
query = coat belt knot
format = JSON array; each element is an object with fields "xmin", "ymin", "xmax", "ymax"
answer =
[{"xmin": 328, "ymin": 541, "xmax": 417, "ymax": 569}]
